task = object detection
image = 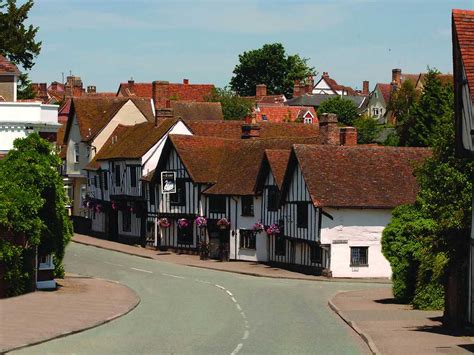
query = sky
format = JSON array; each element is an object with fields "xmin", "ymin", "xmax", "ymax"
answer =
[{"xmin": 26, "ymin": 0, "xmax": 474, "ymax": 93}]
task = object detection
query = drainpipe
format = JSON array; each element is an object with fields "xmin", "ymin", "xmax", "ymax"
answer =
[{"xmin": 231, "ymin": 196, "xmax": 238, "ymax": 260}]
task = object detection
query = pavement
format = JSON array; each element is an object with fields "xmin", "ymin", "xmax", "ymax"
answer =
[
  {"xmin": 73, "ymin": 233, "xmax": 391, "ymax": 284},
  {"xmin": 330, "ymin": 288, "xmax": 474, "ymax": 354},
  {"xmin": 0, "ymin": 274, "xmax": 139, "ymax": 354}
]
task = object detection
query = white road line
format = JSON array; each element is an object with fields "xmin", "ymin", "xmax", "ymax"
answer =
[
  {"xmin": 215, "ymin": 284, "xmax": 226, "ymax": 290},
  {"xmin": 236, "ymin": 303, "xmax": 242, "ymax": 311},
  {"xmin": 231, "ymin": 297, "xmax": 237, "ymax": 303},
  {"xmin": 104, "ymin": 261, "xmax": 123, "ymax": 267},
  {"xmin": 242, "ymin": 330, "xmax": 249, "ymax": 340},
  {"xmin": 162, "ymin": 273, "xmax": 185, "ymax": 279},
  {"xmin": 130, "ymin": 267, "xmax": 153, "ymax": 274},
  {"xmin": 230, "ymin": 343, "xmax": 243, "ymax": 355},
  {"xmin": 195, "ymin": 279, "xmax": 211, "ymax": 284},
  {"xmin": 241, "ymin": 312, "xmax": 247, "ymax": 319},
  {"xmin": 226, "ymin": 290, "xmax": 233, "ymax": 296}
]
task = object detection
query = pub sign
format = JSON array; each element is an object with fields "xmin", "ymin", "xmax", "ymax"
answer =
[{"xmin": 161, "ymin": 171, "xmax": 176, "ymax": 194}]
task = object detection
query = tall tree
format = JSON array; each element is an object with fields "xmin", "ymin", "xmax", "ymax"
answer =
[
  {"xmin": 388, "ymin": 79, "xmax": 419, "ymax": 145},
  {"xmin": 317, "ymin": 96, "xmax": 359, "ymax": 126},
  {"xmin": 230, "ymin": 43, "xmax": 314, "ymax": 98},
  {"xmin": 206, "ymin": 87, "xmax": 254, "ymax": 120}
]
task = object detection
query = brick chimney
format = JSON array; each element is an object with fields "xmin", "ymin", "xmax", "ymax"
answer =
[
  {"xmin": 319, "ymin": 113, "xmax": 340, "ymax": 145},
  {"xmin": 183, "ymin": 79, "xmax": 189, "ymax": 85},
  {"xmin": 241, "ymin": 124, "xmax": 260, "ymax": 139},
  {"xmin": 256, "ymin": 84, "xmax": 267, "ymax": 98},
  {"xmin": 87, "ymin": 85, "xmax": 96, "ymax": 94},
  {"xmin": 339, "ymin": 127, "xmax": 358, "ymax": 146},
  {"xmin": 152, "ymin": 80, "xmax": 170, "ymax": 110},
  {"xmin": 392, "ymin": 68, "xmax": 401, "ymax": 88},
  {"xmin": 305, "ymin": 75, "xmax": 314, "ymax": 94},
  {"xmin": 362, "ymin": 81, "xmax": 369, "ymax": 95},
  {"xmin": 293, "ymin": 80, "xmax": 301, "ymax": 97},
  {"xmin": 322, "ymin": 72, "xmax": 329, "ymax": 78},
  {"xmin": 51, "ymin": 81, "xmax": 58, "ymax": 91},
  {"xmin": 128, "ymin": 78, "xmax": 134, "ymax": 92}
]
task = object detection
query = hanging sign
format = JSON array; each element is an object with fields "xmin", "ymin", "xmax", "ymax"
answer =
[{"xmin": 161, "ymin": 171, "xmax": 176, "ymax": 194}]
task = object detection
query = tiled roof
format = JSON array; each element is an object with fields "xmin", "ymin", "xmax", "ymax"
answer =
[
  {"xmin": 170, "ymin": 101, "xmax": 223, "ymax": 120},
  {"xmin": 0, "ymin": 55, "xmax": 20, "ymax": 75},
  {"xmin": 377, "ymin": 83, "xmax": 392, "ymax": 104},
  {"xmin": 243, "ymin": 94, "xmax": 286, "ymax": 106},
  {"xmin": 141, "ymin": 169, "xmax": 155, "ymax": 182},
  {"xmin": 84, "ymin": 157, "xmax": 101, "ymax": 171},
  {"xmin": 290, "ymin": 145, "xmax": 432, "ymax": 208},
  {"xmin": 286, "ymin": 94, "xmax": 368, "ymax": 110},
  {"xmin": 264, "ymin": 149, "xmax": 291, "ymax": 189},
  {"xmin": 94, "ymin": 118, "xmax": 178, "ymax": 160},
  {"xmin": 56, "ymin": 124, "xmax": 67, "ymax": 159},
  {"xmin": 117, "ymin": 82, "xmax": 152, "ymax": 97},
  {"xmin": 185, "ymin": 120, "xmax": 319, "ymax": 140},
  {"xmin": 400, "ymin": 74, "xmax": 420, "ymax": 84},
  {"xmin": 256, "ymin": 105, "xmax": 317, "ymax": 124},
  {"xmin": 321, "ymin": 75, "xmax": 356, "ymax": 95},
  {"xmin": 131, "ymin": 98, "xmax": 155, "ymax": 121},
  {"xmin": 454, "ymin": 9, "xmax": 474, "ymax": 103}
]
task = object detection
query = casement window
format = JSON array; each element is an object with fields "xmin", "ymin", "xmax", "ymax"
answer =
[
  {"xmin": 177, "ymin": 222, "xmax": 193, "ymax": 245},
  {"xmin": 373, "ymin": 108, "xmax": 379, "ymax": 116},
  {"xmin": 304, "ymin": 117, "xmax": 313, "ymax": 124},
  {"xmin": 39, "ymin": 254, "xmax": 54, "ymax": 270},
  {"xmin": 130, "ymin": 166, "xmax": 137, "ymax": 188},
  {"xmin": 239, "ymin": 229, "xmax": 256, "ymax": 249},
  {"xmin": 262, "ymin": 114, "xmax": 268, "ymax": 121},
  {"xmin": 103, "ymin": 171, "xmax": 108, "ymax": 190},
  {"xmin": 297, "ymin": 202, "xmax": 308, "ymax": 228},
  {"xmin": 275, "ymin": 234, "xmax": 286, "ymax": 256},
  {"xmin": 310, "ymin": 245, "xmax": 322, "ymax": 263},
  {"xmin": 170, "ymin": 178, "xmax": 186, "ymax": 206},
  {"xmin": 73, "ymin": 143, "xmax": 80, "ymax": 163},
  {"xmin": 149, "ymin": 184, "xmax": 155, "ymax": 205},
  {"xmin": 209, "ymin": 195, "xmax": 226, "ymax": 213},
  {"xmin": 267, "ymin": 186, "xmax": 280, "ymax": 211},
  {"xmin": 350, "ymin": 247, "xmax": 368, "ymax": 267},
  {"xmin": 93, "ymin": 175, "xmax": 98, "ymax": 188},
  {"xmin": 241, "ymin": 196, "xmax": 254, "ymax": 216},
  {"xmin": 115, "ymin": 165, "xmax": 121, "ymax": 186},
  {"xmin": 122, "ymin": 209, "xmax": 131, "ymax": 232}
]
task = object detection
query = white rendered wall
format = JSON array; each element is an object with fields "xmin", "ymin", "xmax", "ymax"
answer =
[
  {"xmin": 91, "ymin": 210, "xmax": 106, "ymax": 233},
  {"xmin": 320, "ymin": 207, "xmax": 392, "ymax": 278}
]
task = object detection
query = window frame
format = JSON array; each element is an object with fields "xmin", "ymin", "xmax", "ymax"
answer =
[
  {"xmin": 73, "ymin": 143, "xmax": 80, "ymax": 163},
  {"xmin": 170, "ymin": 178, "xmax": 186, "ymax": 206},
  {"xmin": 122, "ymin": 209, "xmax": 132, "ymax": 232},
  {"xmin": 350, "ymin": 246, "xmax": 369, "ymax": 267},
  {"xmin": 209, "ymin": 195, "xmax": 226, "ymax": 214},
  {"xmin": 296, "ymin": 202, "xmax": 309, "ymax": 228},
  {"xmin": 267, "ymin": 186, "xmax": 280, "ymax": 211},
  {"xmin": 310, "ymin": 245, "xmax": 322, "ymax": 263},
  {"xmin": 239, "ymin": 229, "xmax": 256, "ymax": 250},
  {"xmin": 241, "ymin": 196, "xmax": 254, "ymax": 216},
  {"xmin": 275, "ymin": 234, "xmax": 286, "ymax": 256},
  {"xmin": 177, "ymin": 222, "xmax": 193, "ymax": 245},
  {"xmin": 130, "ymin": 166, "xmax": 137, "ymax": 188},
  {"xmin": 115, "ymin": 165, "xmax": 121, "ymax": 187}
]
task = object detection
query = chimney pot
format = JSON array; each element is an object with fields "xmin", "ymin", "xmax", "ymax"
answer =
[
  {"xmin": 241, "ymin": 123, "xmax": 261, "ymax": 139},
  {"xmin": 183, "ymin": 79, "xmax": 189, "ymax": 85},
  {"xmin": 319, "ymin": 113, "xmax": 340, "ymax": 145},
  {"xmin": 256, "ymin": 84, "xmax": 267, "ymax": 98},
  {"xmin": 362, "ymin": 81, "xmax": 369, "ymax": 95},
  {"xmin": 340, "ymin": 127, "xmax": 358, "ymax": 146},
  {"xmin": 392, "ymin": 68, "xmax": 401, "ymax": 88},
  {"xmin": 323, "ymin": 72, "xmax": 329, "ymax": 77},
  {"xmin": 87, "ymin": 85, "xmax": 96, "ymax": 94}
]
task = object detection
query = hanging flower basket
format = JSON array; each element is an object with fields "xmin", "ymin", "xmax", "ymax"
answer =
[
  {"xmin": 177, "ymin": 218, "xmax": 189, "ymax": 229},
  {"xmin": 95, "ymin": 204, "xmax": 102, "ymax": 213},
  {"xmin": 217, "ymin": 218, "xmax": 230, "ymax": 230},
  {"xmin": 111, "ymin": 202, "xmax": 117, "ymax": 210},
  {"xmin": 253, "ymin": 221, "xmax": 264, "ymax": 233},
  {"xmin": 266, "ymin": 223, "xmax": 280, "ymax": 236},
  {"xmin": 158, "ymin": 218, "xmax": 170, "ymax": 228},
  {"xmin": 195, "ymin": 216, "xmax": 207, "ymax": 228}
]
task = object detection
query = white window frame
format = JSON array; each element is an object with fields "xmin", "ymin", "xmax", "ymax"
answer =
[
  {"xmin": 39, "ymin": 254, "xmax": 54, "ymax": 270},
  {"xmin": 73, "ymin": 143, "xmax": 80, "ymax": 163}
]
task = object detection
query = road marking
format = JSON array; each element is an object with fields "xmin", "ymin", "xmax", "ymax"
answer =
[
  {"xmin": 231, "ymin": 343, "xmax": 243, "ymax": 355},
  {"xmin": 162, "ymin": 273, "xmax": 185, "ymax": 279},
  {"xmin": 131, "ymin": 267, "xmax": 153, "ymax": 274},
  {"xmin": 235, "ymin": 303, "xmax": 242, "ymax": 311},
  {"xmin": 194, "ymin": 279, "xmax": 211, "ymax": 284},
  {"xmin": 241, "ymin": 312, "xmax": 247, "ymax": 319},
  {"xmin": 226, "ymin": 290, "xmax": 233, "ymax": 296},
  {"xmin": 215, "ymin": 284, "xmax": 226, "ymax": 290},
  {"xmin": 104, "ymin": 261, "xmax": 123, "ymax": 267},
  {"xmin": 231, "ymin": 297, "xmax": 237, "ymax": 303},
  {"xmin": 242, "ymin": 330, "xmax": 249, "ymax": 340}
]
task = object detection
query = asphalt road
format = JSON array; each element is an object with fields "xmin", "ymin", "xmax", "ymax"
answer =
[{"xmin": 13, "ymin": 243, "xmax": 380, "ymax": 354}]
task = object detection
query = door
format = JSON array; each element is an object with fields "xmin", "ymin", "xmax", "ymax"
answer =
[{"xmin": 108, "ymin": 209, "xmax": 118, "ymax": 241}]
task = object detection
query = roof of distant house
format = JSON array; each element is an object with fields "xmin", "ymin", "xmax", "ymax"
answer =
[
  {"xmin": 116, "ymin": 80, "xmax": 214, "ymax": 101},
  {"xmin": 263, "ymin": 149, "xmax": 291, "ymax": 189},
  {"xmin": 316, "ymin": 73, "xmax": 356, "ymax": 95},
  {"xmin": 286, "ymin": 94, "xmax": 368, "ymax": 109},
  {"xmin": 376, "ymin": 83, "xmax": 392, "ymax": 104},
  {"xmin": 287, "ymin": 145, "xmax": 431, "ymax": 208},
  {"xmin": 0, "ymin": 55, "xmax": 20, "ymax": 75},
  {"xmin": 170, "ymin": 101, "xmax": 223, "ymax": 121},
  {"xmin": 256, "ymin": 105, "xmax": 317, "ymax": 124}
]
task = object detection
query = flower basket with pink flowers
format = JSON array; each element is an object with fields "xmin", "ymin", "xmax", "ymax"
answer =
[
  {"xmin": 217, "ymin": 218, "xmax": 230, "ymax": 229},
  {"xmin": 158, "ymin": 218, "xmax": 170, "ymax": 228},
  {"xmin": 266, "ymin": 223, "xmax": 280, "ymax": 236},
  {"xmin": 253, "ymin": 221, "xmax": 264, "ymax": 233},
  {"xmin": 177, "ymin": 218, "xmax": 189, "ymax": 229},
  {"xmin": 195, "ymin": 216, "xmax": 207, "ymax": 228}
]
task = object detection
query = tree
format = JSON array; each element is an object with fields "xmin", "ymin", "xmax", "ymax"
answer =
[
  {"xmin": 17, "ymin": 73, "xmax": 35, "ymax": 100},
  {"xmin": 317, "ymin": 96, "xmax": 358, "ymax": 126},
  {"xmin": 229, "ymin": 43, "xmax": 314, "ymax": 98},
  {"xmin": 352, "ymin": 115, "xmax": 381, "ymax": 144},
  {"xmin": 206, "ymin": 87, "xmax": 254, "ymax": 120},
  {"xmin": 0, "ymin": 0, "xmax": 41, "ymax": 70}
]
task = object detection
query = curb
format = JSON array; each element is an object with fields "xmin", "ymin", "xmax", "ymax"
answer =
[
  {"xmin": 2, "ymin": 276, "xmax": 141, "ymax": 354},
  {"xmin": 73, "ymin": 240, "xmax": 391, "ymax": 285},
  {"xmin": 328, "ymin": 291, "xmax": 381, "ymax": 355}
]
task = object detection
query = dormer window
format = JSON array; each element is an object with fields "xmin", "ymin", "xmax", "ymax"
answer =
[
  {"xmin": 262, "ymin": 114, "xmax": 267, "ymax": 121},
  {"xmin": 304, "ymin": 117, "xmax": 312, "ymax": 124},
  {"xmin": 73, "ymin": 143, "xmax": 80, "ymax": 163}
]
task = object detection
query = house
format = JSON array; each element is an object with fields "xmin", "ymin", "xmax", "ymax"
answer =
[
  {"xmin": 453, "ymin": 8, "xmax": 474, "ymax": 324},
  {"xmin": 286, "ymin": 93, "xmax": 369, "ymax": 114},
  {"xmin": 254, "ymin": 105, "xmax": 317, "ymax": 124},
  {"xmin": 241, "ymin": 84, "xmax": 287, "ymax": 107},
  {"xmin": 169, "ymin": 101, "xmax": 223, "ymax": 121},
  {"xmin": 83, "ymin": 118, "xmax": 192, "ymax": 243},
  {"xmin": 62, "ymin": 96, "xmax": 154, "ymax": 218},
  {"xmin": 0, "ymin": 55, "xmax": 20, "ymax": 102},
  {"xmin": 310, "ymin": 72, "xmax": 360, "ymax": 96}
]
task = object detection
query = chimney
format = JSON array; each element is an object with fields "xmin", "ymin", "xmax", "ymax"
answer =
[
  {"xmin": 256, "ymin": 84, "xmax": 267, "ymax": 98},
  {"xmin": 362, "ymin": 81, "xmax": 369, "ymax": 95},
  {"xmin": 319, "ymin": 113, "xmax": 340, "ymax": 145},
  {"xmin": 241, "ymin": 124, "xmax": 260, "ymax": 139},
  {"xmin": 293, "ymin": 80, "xmax": 301, "ymax": 97},
  {"xmin": 51, "ymin": 82, "xmax": 58, "ymax": 91},
  {"xmin": 155, "ymin": 108, "xmax": 174, "ymax": 126},
  {"xmin": 339, "ymin": 127, "xmax": 358, "ymax": 146},
  {"xmin": 128, "ymin": 78, "xmax": 134, "ymax": 91},
  {"xmin": 183, "ymin": 79, "xmax": 189, "ymax": 85},
  {"xmin": 305, "ymin": 75, "xmax": 314, "ymax": 94},
  {"xmin": 152, "ymin": 80, "xmax": 170, "ymax": 110},
  {"xmin": 87, "ymin": 85, "xmax": 96, "ymax": 94},
  {"xmin": 322, "ymin": 72, "xmax": 329, "ymax": 78},
  {"xmin": 392, "ymin": 68, "xmax": 401, "ymax": 88}
]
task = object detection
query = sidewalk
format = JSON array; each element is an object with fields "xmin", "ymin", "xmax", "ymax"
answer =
[
  {"xmin": 0, "ymin": 275, "xmax": 139, "ymax": 353},
  {"xmin": 73, "ymin": 233, "xmax": 391, "ymax": 284},
  {"xmin": 329, "ymin": 288, "xmax": 474, "ymax": 355}
]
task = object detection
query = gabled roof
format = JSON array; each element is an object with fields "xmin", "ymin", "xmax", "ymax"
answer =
[
  {"xmin": 256, "ymin": 106, "xmax": 317, "ymax": 124},
  {"xmin": 453, "ymin": 9, "xmax": 474, "ymax": 103},
  {"xmin": 376, "ymin": 83, "xmax": 392, "ymax": 104},
  {"xmin": 286, "ymin": 145, "xmax": 431, "ymax": 208},
  {"xmin": 264, "ymin": 149, "xmax": 291, "ymax": 189},
  {"xmin": 170, "ymin": 101, "xmax": 223, "ymax": 120},
  {"xmin": 93, "ymin": 118, "xmax": 179, "ymax": 161},
  {"xmin": 117, "ymin": 82, "xmax": 152, "ymax": 97},
  {"xmin": 65, "ymin": 97, "xmax": 154, "ymax": 143},
  {"xmin": 286, "ymin": 94, "xmax": 368, "ymax": 109},
  {"xmin": 0, "ymin": 55, "xmax": 20, "ymax": 75},
  {"xmin": 315, "ymin": 74, "xmax": 356, "ymax": 95}
]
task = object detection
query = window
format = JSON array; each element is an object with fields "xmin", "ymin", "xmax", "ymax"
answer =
[
  {"xmin": 372, "ymin": 108, "xmax": 379, "ymax": 116},
  {"xmin": 73, "ymin": 143, "xmax": 80, "ymax": 163},
  {"xmin": 262, "ymin": 114, "xmax": 268, "ymax": 121},
  {"xmin": 149, "ymin": 184, "xmax": 155, "ymax": 205},
  {"xmin": 297, "ymin": 202, "xmax": 308, "ymax": 228},
  {"xmin": 240, "ymin": 229, "xmax": 256, "ymax": 249},
  {"xmin": 39, "ymin": 254, "xmax": 54, "ymax": 270},
  {"xmin": 115, "ymin": 165, "xmax": 121, "ymax": 186},
  {"xmin": 122, "ymin": 210, "xmax": 131, "ymax": 232},
  {"xmin": 304, "ymin": 117, "xmax": 313, "ymax": 124},
  {"xmin": 310, "ymin": 245, "xmax": 322, "ymax": 263},
  {"xmin": 177, "ymin": 222, "xmax": 193, "ymax": 245},
  {"xmin": 241, "ymin": 196, "xmax": 254, "ymax": 216},
  {"xmin": 350, "ymin": 247, "xmax": 368, "ymax": 267},
  {"xmin": 170, "ymin": 178, "xmax": 186, "ymax": 206},
  {"xmin": 267, "ymin": 186, "xmax": 280, "ymax": 211},
  {"xmin": 93, "ymin": 175, "xmax": 98, "ymax": 188},
  {"xmin": 103, "ymin": 171, "xmax": 108, "ymax": 190},
  {"xmin": 275, "ymin": 234, "xmax": 286, "ymax": 256},
  {"xmin": 130, "ymin": 166, "xmax": 137, "ymax": 187},
  {"xmin": 209, "ymin": 195, "xmax": 226, "ymax": 213}
]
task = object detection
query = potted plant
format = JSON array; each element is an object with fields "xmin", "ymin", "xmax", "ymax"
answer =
[
  {"xmin": 158, "ymin": 218, "xmax": 170, "ymax": 228},
  {"xmin": 195, "ymin": 216, "xmax": 207, "ymax": 228},
  {"xmin": 177, "ymin": 218, "xmax": 189, "ymax": 229},
  {"xmin": 217, "ymin": 218, "xmax": 230, "ymax": 230},
  {"xmin": 266, "ymin": 223, "xmax": 280, "ymax": 236},
  {"xmin": 253, "ymin": 221, "xmax": 264, "ymax": 233}
]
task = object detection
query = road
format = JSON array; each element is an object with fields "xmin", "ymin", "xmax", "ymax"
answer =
[{"xmin": 13, "ymin": 243, "xmax": 380, "ymax": 354}]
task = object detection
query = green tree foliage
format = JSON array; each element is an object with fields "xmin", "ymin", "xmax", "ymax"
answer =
[
  {"xmin": 17, "ymin": 73, "xmax": 35, "ymax": 100},
  {"xmin": 317, "ymin": 96, "xmax": 359, "ymax": 126},
  {"xmin": 352, "ymin": 116, "xmax": 381, "ymax": 144},
  {"xmin": 388, "ymin": 80, "xmax": 419, "ymax": 146},
  {"xmin": 206, "ymin": 87, "xmax": 254, "ymax": 120},
  {"xmin": 229, "ymin": 43, "xmax": 314, "ymax": 98},
  {"xmin": 0, "ymin": 0, "xmax": 41, "ymax": 70}
]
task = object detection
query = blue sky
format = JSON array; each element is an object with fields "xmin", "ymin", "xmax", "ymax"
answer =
[{"xmin": 27, "ymin": 0, "xmax": 474, "ymax": 93}]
